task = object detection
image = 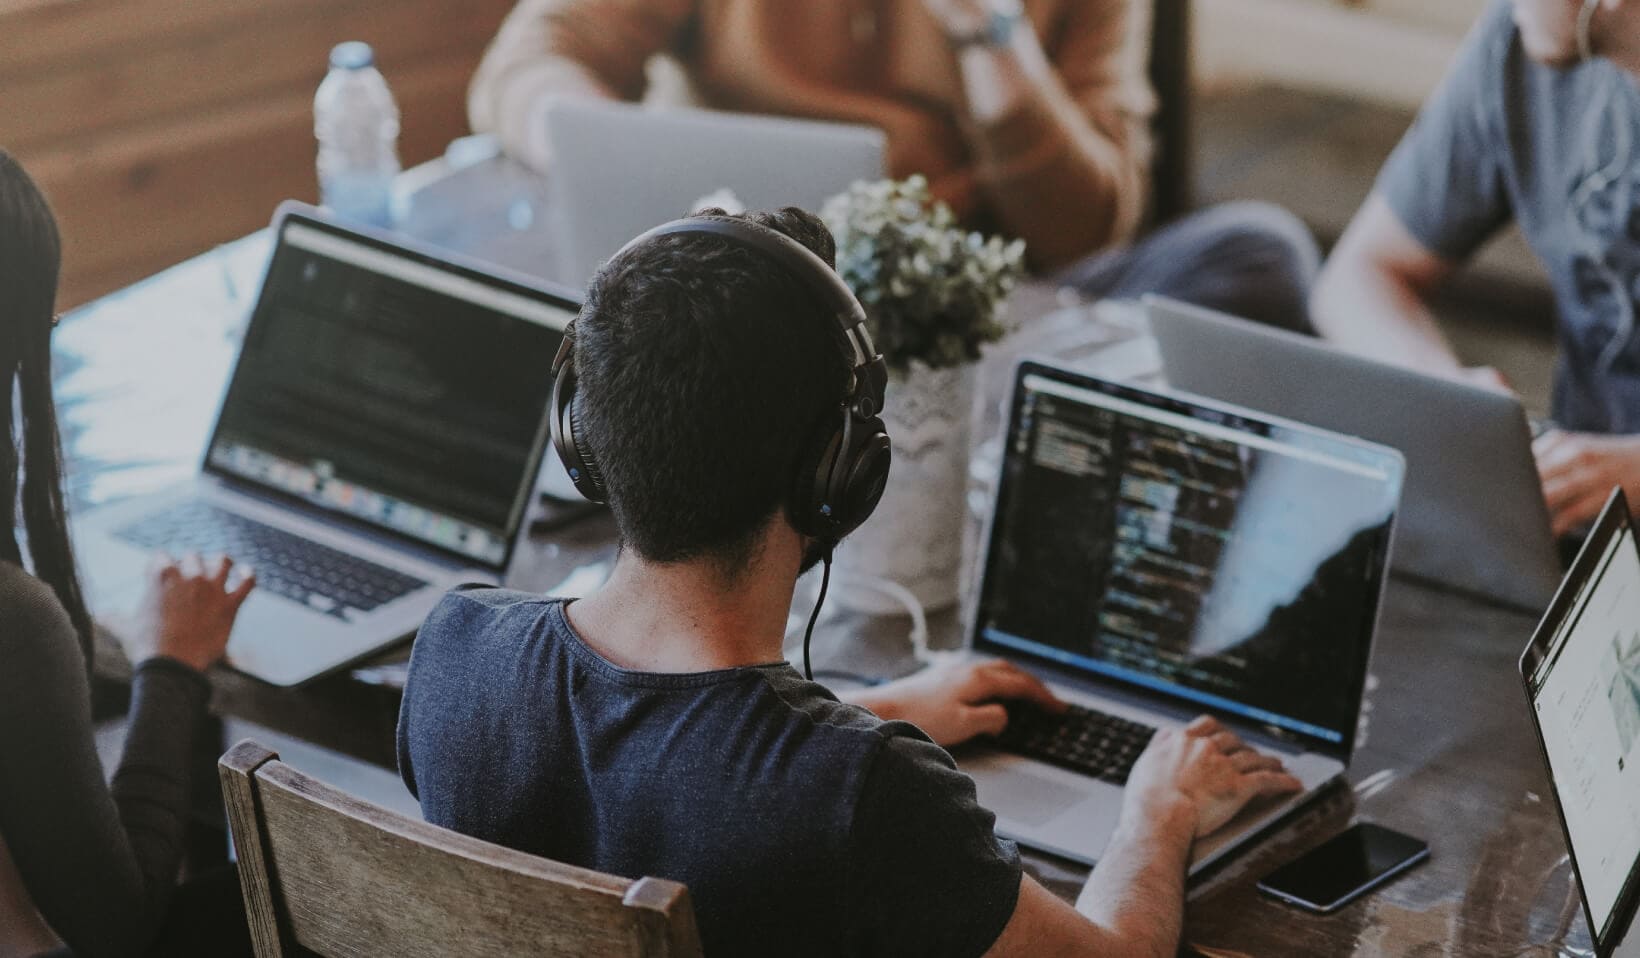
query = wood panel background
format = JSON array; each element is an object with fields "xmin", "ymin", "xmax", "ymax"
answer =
[{"xmin": 0, "ymin": 0, "xmax": 517, "ymax": 307}]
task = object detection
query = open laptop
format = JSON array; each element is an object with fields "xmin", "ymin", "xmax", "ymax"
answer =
[
  {"xmin": 1147, "ymin": 295, "xmax": 1561, "ymax": 612},
  {"xmin": 543, "ymin": 100, "xmax": 885, "ymax": 288},
  {"xmin": 955, "ymin": 360, "xmax": 1403, "ymax": 871},
  {"xmin": 1521, "ymin": 488, "xmax": 1640, "ymax": 958},
  {"xmin": 73, "ymin": 203, "xmax": 578, "ymax": 686}
]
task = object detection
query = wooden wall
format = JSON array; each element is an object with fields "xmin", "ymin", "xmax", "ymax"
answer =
[{"xmin": 0, "ymin": 0, "xmax": 517, "ymax": 307}]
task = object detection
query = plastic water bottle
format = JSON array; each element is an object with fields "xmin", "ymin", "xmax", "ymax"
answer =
[{"xmin": 314, "ymin": 41, "xmax": 400, "ymax": 228}]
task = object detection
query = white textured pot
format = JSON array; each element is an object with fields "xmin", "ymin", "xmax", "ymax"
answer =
[{"xmin": 833, "ymin": 360, "xmax": 977, "ymax": 613}]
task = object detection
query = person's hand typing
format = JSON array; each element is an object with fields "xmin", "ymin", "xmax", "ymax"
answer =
[
  {"xmin": 1123, "ymin": 715, "xmax": 1303, "ymax": 839},
  {"xmin": 121, "ymin": 554, "xmax": 256, "ymax": 673},
  {"xmin": 1534, "ymin": 430, "xmax": 1640, "ymax": 536},
  {"xmin": 844, "ymin": 658, "xmax": 1066, "ymax": 746}
]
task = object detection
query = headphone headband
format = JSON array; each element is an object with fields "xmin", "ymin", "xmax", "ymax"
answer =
[
  {"xmin": 552, "ymin": 214, "xmax": 892, "ymax": 544},
  {"xmin": 614, "ymin": 216, "xmax": 887, "ymax": 418}
]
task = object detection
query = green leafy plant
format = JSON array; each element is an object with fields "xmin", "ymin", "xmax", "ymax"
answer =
[{"xmin": 821, "ymin": 175, "xmax": 1026, "ymax": 373}]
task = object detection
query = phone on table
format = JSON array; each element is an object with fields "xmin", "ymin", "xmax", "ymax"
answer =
[{"xmin": 1256, "ymin": 822, "xmax": 1429, "ymax": 914}]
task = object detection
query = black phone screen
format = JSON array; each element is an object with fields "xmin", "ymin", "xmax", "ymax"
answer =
[{"xmin": 1257, "ymin": 823, "xmax": 1429, "ymax": 913}]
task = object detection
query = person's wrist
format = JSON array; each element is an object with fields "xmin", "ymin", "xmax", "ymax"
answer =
[
  {"xmin": 137, "ymin": 651, "xmax": 209, "ymax": 675},
  {"xmin": 943, "ymin": 0, "xmax": 1023, "ymax": 50},
  {"xmin": 1120, "ymin": 791, "xmax": 1198, "ymax": 844},
  {"xmin": 132, "ymin": 654, "xmax": 214, "ymax": 701}
]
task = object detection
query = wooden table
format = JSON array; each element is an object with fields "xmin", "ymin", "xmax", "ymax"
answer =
[{"xmin": 62, "ymin": 154, "xmax": 1591, "ymax": 957}]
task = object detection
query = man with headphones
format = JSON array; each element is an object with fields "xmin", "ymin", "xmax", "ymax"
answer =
[
  {"xmin": 397, "ymin": 208, "xmax": 1300, "ymax": 957},
  {"xmin": 1312, "ymin": 0, "xmax": 1640, "ymax": 538}
]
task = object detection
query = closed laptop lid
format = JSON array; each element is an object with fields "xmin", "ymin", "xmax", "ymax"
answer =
[
  {"xmin": 1521, "ymin": 489, "xmax": 1640, "ymax": 957},
  {"xmin": 1146, "ymin": 293, "xmax": 1560, "ymax": 612},
  {"xmin": 971, "ymin": 359, "xmax": 1404, "ymax": 761},
  {"xmin": 543, "ymin": 101, "xmax": 886, "ymax": 288},
  {"xmin": 202, "ymin": 203, "xmax": 579, "ymax": 573}
]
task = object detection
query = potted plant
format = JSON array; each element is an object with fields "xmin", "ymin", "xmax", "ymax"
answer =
[{"xmin": 820, "ymin": 175, "xmax": 1026, "ymax": 611}]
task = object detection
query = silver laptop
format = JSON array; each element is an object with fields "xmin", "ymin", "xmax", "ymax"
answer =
[
  {"xmin": 1521, "ymin": 488, "xmax": 1640, "ymax": 958},
  {"xmin": 956, "ymin": 360, "xmax": 1403, "ymax": 872},
  {"xmin": 74, "ymin": 203, "xmax": 578, "ymax": 687},
  {"xmin": 1147, "ymin": 295, "xmax": 1561, "ymax": 612},
  {"xmin": 543, "ymin": 100, "xmax": 885, "ymax": 288}
]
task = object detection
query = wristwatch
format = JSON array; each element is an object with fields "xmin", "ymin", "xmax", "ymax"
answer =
[{"xmin": 946, "ymin": 0, "xmax": 1025, "ymax": 50}]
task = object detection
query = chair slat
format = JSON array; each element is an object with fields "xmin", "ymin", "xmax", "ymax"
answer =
[{"xmin": 218, "ymin": 740, "xmax": 702, "ymax": 958}]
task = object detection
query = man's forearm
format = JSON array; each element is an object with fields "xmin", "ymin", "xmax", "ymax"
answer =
[
  {"xmin": 949, "ymin": 22, "xmax": 1142, "ymax": 268},
  {"xmin": 1312, "ymin": 260, "xmax": 1465, "ymax": 378},
  {"xmin": 1073, "ymin": 802, "xmax": 1195, "ymax": 958},
  {"xmin": 956, "ymin": 27, "xmax": 1054, "ymax": 124},
  {"xmin": 1311, "ymin": 194, "xmax": 1467, "ymax": 378}
]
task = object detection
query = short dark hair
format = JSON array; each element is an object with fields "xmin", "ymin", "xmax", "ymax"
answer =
[{"xmin": 574, "ymin": 207, "xmax": 849, "ymax": 574}]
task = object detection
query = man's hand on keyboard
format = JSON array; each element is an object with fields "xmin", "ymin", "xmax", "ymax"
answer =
[
  {"xmin": 843, "ymin": 659, "xmax": 1066, "ymax": 747},
  {"xmin": 123, "ymin": 554, "xmax": 256, "ymax": 673},
  {"xmin": 1122, "ymin": 715, "xmax": 1303, "ymax": 839}
]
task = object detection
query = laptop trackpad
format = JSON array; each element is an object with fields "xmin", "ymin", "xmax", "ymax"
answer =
[{"xmin": 972, "ymin": 764, "xmax": 1095, "ymax": 828}]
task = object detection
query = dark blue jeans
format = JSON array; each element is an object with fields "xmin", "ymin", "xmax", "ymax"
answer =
[{"xmin": 1056, "ymin": 200, "xmax": 1321, "ymax": 335}]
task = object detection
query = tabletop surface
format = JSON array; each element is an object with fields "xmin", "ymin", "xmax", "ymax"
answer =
[{"xmin": 57, "ymin": 153, "xmax": 1594, "ymax": 957}]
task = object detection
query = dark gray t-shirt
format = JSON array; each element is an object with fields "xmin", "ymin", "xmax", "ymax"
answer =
[
  {"xmin": 397, "ymin": 587, "xmax": 1022, "ymax": 958},
  {"xmin": 1377, "ymin": 0, "xmax": 1640, "ymax": 432}
]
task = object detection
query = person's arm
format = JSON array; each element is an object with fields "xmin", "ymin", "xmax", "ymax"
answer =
[
  {"xmin": 1311, "ymin": 194, "xmax": 1469, "ymax": 378},
  {"xmin": 846, "ymin": 664, "xmax": 1300, "ymax": 956},
  {"xmin": 981, "ymin": 715, "xmax": 1301, "ymax": 957},
  {"xmin": 1313, "ymin": 0, "xmax": 1518, "ymax": 387},
  {"xmin": 1535, "ymin": 431, "xmax": 1640, "ymax": 535},
  {"xmin": 923, "ymin": 0, "xmax": 1153, "ymax": 270},
  {"xmin": 467, "ymin": 0, "xmax": 699, "ymax": 172},
  {"xmin": 841, "ymin": 658, "xmax": 1065, "ymax": 746},
  {"xmin": 0, "ymin": 559, "xmax": 250, "ymax": 958},
  {"xmin": 977, "ymin": 814, "xmax": 1194, "ymax": 958}
]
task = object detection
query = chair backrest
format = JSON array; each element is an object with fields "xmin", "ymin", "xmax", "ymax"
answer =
[{"xmin": 218, "ymin": 741, "xmax": 703, "ymax": 958}]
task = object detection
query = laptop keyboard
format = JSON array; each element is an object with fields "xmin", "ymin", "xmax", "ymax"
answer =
[
  {"xmin": 995, "ymin": 703, "xmax": 1158, "ymax": 785},
  {"xmin": 114, "ymin": 501, "xmax": 428, "ymax": 620}
]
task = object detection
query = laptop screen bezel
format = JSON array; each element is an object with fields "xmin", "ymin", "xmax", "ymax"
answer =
[
  {"xmin": 968, "ymin": 358, "xmax": 1403, "ymax": 761},
  {"xmin": 1519, "ymin": 488, "xmax": 1640, "ymax": 957},
  {"xmin": 200, "ymin": 205, "xmax": 579, "ymax": 573}
]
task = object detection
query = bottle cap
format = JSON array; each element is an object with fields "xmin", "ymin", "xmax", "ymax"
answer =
[{"xmin": 329, "ymin": 41, "xmax": 375, "ymax": 70}]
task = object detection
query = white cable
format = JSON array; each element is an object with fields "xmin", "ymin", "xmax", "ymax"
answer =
[{"xmin": 829, "ymin": 572, "xmax": 938, "ymax": 663}]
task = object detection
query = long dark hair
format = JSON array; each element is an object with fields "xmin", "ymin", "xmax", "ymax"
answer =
[{"xmin": 0, "ymin": 150, "xmax": 95, "ymax": 665}]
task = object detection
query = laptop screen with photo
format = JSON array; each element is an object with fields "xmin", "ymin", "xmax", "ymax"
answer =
[
  {"xmin": 972, "ymin": 362, "xmax": 1402, "ymax": 756},
  {"xmin": 204, "ymin": 215, "xmax": 576, "ymax": 570},
  {"xmin": 1523, "ymin": 493, "xmax": 1640, "ymax": 950}
]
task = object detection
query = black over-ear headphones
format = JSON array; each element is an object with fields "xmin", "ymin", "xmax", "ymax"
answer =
[{"xmin": 549, "ymin": 215, "xmax": 892, "ymax": 543}]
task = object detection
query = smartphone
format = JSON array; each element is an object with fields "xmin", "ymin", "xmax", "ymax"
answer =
[{"xmin": 1256, "ymin": 822, "xmax": 1429, "ymax": 914}]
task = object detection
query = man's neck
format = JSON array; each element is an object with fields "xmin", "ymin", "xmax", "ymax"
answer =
[{"xmin": 565, "ymin": 538, "xmax": 800, "ymax": 673}]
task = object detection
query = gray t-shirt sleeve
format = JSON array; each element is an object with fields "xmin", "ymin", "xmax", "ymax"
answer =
[
  {"xmin": 0, "ymin": 567, "xmax": 210, "ymax": 958},
  {"xmin": 847, "ymin": 731, "xmax": 1022, "ymax": 958},
  {"xmin": 1375, "ymin": 0, "xmax": 1517, "ymax": 260}
]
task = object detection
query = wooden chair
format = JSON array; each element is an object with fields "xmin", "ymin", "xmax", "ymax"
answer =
[{"xmin": 218, "ymin": 741, "xmax": 702, "ymax": 958}]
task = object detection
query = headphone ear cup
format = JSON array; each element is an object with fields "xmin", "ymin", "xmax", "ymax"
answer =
[
  {"xmin": 567, "ymin": 393, "xmax": 608, "ymax": 501},
  {"xmin": 789, "ymin": 411, "xmax": 892, "ymax": 541},
  {"xmin": 549, "ymin": 348, "xmax": 608, "ymax": 504},
  {"xmin": 790, "ymin": 414, "xmax": 844, "ymax": 540},
  {"xmin": 832, "ymin": 416, "xmax": 891, "ymax": 539}
]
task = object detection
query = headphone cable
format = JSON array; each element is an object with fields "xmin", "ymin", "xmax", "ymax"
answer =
[{"xmin": 802, "ymin": 545, "xmax": 834, "ymax": 681}]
